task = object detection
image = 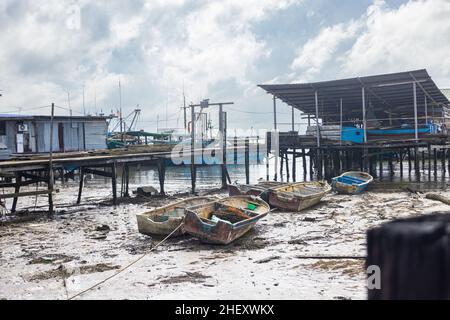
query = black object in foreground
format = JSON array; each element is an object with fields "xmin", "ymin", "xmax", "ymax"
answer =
[{"xmin": 367, "ymin": 212, "xmax": 450, "ymax": 300}]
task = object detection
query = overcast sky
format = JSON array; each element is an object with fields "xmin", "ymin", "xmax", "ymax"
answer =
[{"xmin": 0, "ymin": 0, "xmax": 449, "ymax": 132}]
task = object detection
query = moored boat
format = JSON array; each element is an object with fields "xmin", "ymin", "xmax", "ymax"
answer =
[
  {"xmin": 183, "ymin": 196, "xmax": 270, "ymax": 245},
  {"xmin": 228, "ymin": 181, "xmax": 287, "ymax": 200},
  {"xmin": 332, "ymin": 171, "xmax": 373, "ymax": 195},
  {"xmin": 268, "ymin": 181, "xmax": 332, "ymax": 211},
  {"xmin": 136, "ymin": 196, "xmax": 216, "ymax": 237}
]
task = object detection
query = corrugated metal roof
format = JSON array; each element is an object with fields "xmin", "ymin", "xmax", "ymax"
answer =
[
  {"xmin": 259, "ymin": 69, "xmax": 450, "ymax": 122},
  {"xmin": 442, "ymin": 88, "xmax": 450, "ymax": 100}
]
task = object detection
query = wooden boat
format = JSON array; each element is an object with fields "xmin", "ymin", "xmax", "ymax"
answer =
[
  {"xmin": 332, "ymin": 171, "xmax": 373, "ymax": 194},
  {"xmin": 268, "ymin": 181, "xmax": 332, "ymax": 211},
  {"xmin": 183, "ymin": 196, "xmax": 270, "ymax": 245},
  {"xmin": 136, "ymin": 196, "xmax": 216, "ymax": 237},
  {"xmin": 228, "ymin": 181, "xmax": 287, "ymax": 200}
]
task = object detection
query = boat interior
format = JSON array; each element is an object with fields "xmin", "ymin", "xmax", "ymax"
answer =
[
  {"xmin": 335, "ymin": 176, "xmax": 367, "ymax": 185},
  {"xmin": 275, "ymin": 182, "xmax": 329, "ymax": 196},
  {"xmin": 192, "ymin": 199, "xmax": 266, "ymax": 226}
]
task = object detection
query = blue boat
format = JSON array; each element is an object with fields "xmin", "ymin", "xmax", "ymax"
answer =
[{"xmin": 332, "ymin": 171, "xmax": 373, "ymax": 195}]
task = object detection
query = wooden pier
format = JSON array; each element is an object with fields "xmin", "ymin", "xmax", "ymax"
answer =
[
  {"xmin": 0, "ymin": 141, "xmax": 259, "ymax": 214},
  {"xmin": 268, "ymin": 131, "xmax": 450, "ymax": 183}
]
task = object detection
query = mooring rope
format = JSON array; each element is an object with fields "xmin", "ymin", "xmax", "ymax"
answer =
[{"xmin": 68, "ymin": 223, "xmax": 184, "ymax": 300}]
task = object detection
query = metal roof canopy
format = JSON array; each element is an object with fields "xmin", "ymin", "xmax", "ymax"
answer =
[{"xmin": 259, "ymin": 69, "xmax": 450, "ymax": 122}]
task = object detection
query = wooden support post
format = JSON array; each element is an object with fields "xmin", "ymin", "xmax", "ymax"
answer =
[
  {"xmin": 292, "ymin": 149, "xmax": 297, "ymax": 182},
  {"xmin": 382, "ymin": 153, "xmax": 388, "ymax": 176},
  {"xmin": 77, "ymin": 167, "xmax": 84, "ymax": 204},
  {"xmin": 414, "ymin": 146, "xmax": 420, "ymax": 179},
  {"xmin": 245, "ymin": 138, "xmax": 250, "ymax": 185},
  {"xmin": 441, "ymin": 148, "xmax": 446, "ymax": 178},
  {"xmin": 157, "ymin": 159, "xmax": 166, "ymax": 196},
  {"xmin": 302, "ymin": 149, "xmax": 307, "ymax": 181},
  {"xmin": 11, "ymin": 173, "xmax": 21, "ymax": 213},
  {"xmin": 124, "ymin": 164, "xmax": 130, "ymax": 198},
  {"xmin": 309, "ymin": 149, "xmax": 314, "ymax": 181},
  {"xmin": 422, "ymin": 150, "xmax": 425, "ymax": 173},
  {"xmin": 399, "ymin": 150, "xmax": 403, "ymax": 179},
  {"xmin": 285, "ymin": 152, "xmax": 290, "ymax": 183},
  {"xmin": 428, "ymin": 144, "xmax": 432, "ymax": 181},
  {"xmin": 279, "ymin": 151, "xmax": 284, "ymax": 182},
  {"xmin": 407, "ymin": 148, "xmax": 412, "ymax": 175},
  {"xmin": 111, "ymin": 162, "xmax": 117, "ymax": 205},
  {"xmin": 433, "ymin": 148, "xmax": 438, "ymax": 179}
]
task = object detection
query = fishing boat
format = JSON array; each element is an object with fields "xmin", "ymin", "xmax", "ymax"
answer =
[
  {"xmin": 183, "ymin": 196, "xmax": 270, "ymax": 245},
  {"xmin": 228, "ymin": 181, "xmax": 287, "ymax": 200},
  {"xmin": 136, "ymin": 196, "xmax": 216, "ymax": 237},
  {"xmin": 332, "ymin": 171, "xmax": 373, "ymax": 195},
  {"xmin": 268, "ymin": 181, "xmax": 332, "ymax": 211}
]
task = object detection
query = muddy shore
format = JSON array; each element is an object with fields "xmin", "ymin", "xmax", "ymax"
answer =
[{"xmin": 1, "ymin": 179, "xmax": 450, "ymax": 300}]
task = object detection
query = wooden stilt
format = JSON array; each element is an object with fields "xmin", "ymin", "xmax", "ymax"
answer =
[
  {"xmin": 111, "ymin": 162, "xmax": 117, "ymax": 205},
  {"xmin": 11, "ymin": 173, "xmax": 21, "ymax": 213},
  {"xmin": 157, "ymin": 159, "xmax": 166, "ymax": 196},
  {"xmin": 77, "ymin": 168, "xmax": 84, "ymax": 204},
  {"xmin": 302, "ymin": 149, "xmax": 307, "ymax": 181},
  {"xmin": 433, "ymin": 148, "xmax": 438, "ymax": 179},
  {"xmin": 399, "ymin": 151, "xmax": 403, "ymax": 179},
  {"xmin": 292, "ymin": 150, "xmax": 296, "ymax": 182},
  {"xmin": 285, "ymin": 152, "xmax": 290, "ymax": 183},
  {"xmin": 124, "ymin": 164, "xmax": 130, "ymax": 197}
]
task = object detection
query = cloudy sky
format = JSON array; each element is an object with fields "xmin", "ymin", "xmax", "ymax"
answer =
[{"xmin": 0, "ymin": 0, "xmax": 449, "ymax": 132}]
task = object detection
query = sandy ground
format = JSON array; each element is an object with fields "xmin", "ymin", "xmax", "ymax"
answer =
[{"xmin": 1, "ymin": 180, "xmax": 450, "ymax": 300}]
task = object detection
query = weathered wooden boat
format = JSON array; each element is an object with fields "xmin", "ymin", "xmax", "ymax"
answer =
[
  {"xmin": 268, "ymin": 181, "xmax": 332, "ymax": 211},
  {"xmin": 332, "ymin": 171, "xmax": 373, "ymax": 194},
  {"xmin": 136, "ymin": 196, "xmax": 216, "ymax": 237},
  {"xmin": 228, "ymin": 181, "xmax": 287, "ymax": 200},
  {"xmin": 183, "ymin": 196, "xmax": 270, "ymax": 245}
]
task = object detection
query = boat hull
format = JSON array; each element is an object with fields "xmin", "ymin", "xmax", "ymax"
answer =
[
  {"xmin": 183, "ymin": 196, "xmax": 270, "ymax": 245},
  {"xmin": 332, "ymin": 171, "xmax": 373, "ymax": 195},
  {"xmin": 268, "ymin": 181, "xmax": 332, "ymax": 212},
  {"xmin": 228, "ymin": 182, "xmax": 286, "ymax": 201},
  {"xmin": 136, "ymin": 196, "xmax": 216, "ymax": 237}
]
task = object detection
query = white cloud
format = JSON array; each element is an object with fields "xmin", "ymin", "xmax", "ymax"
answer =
[
  {"xmin": 0, "ymin": 0, "xmax": 303, "ymax": 124},
  {"xmin": 291, "ymin": 20, "xmax": 361, "ymax": 80},
  {"xmin": 290, "ymin": 0, "xmax": 450, "ymax": 87}
]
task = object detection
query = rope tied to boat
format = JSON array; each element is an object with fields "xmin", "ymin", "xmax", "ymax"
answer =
[{"xmin": 67, "ymin": 223, "xmax": 184, "ymax": 300}]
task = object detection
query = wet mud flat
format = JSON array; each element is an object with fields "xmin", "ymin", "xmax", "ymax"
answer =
[{"xmin": 1, "ymin": 182, "xmax": 450, "ymax": 300}]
